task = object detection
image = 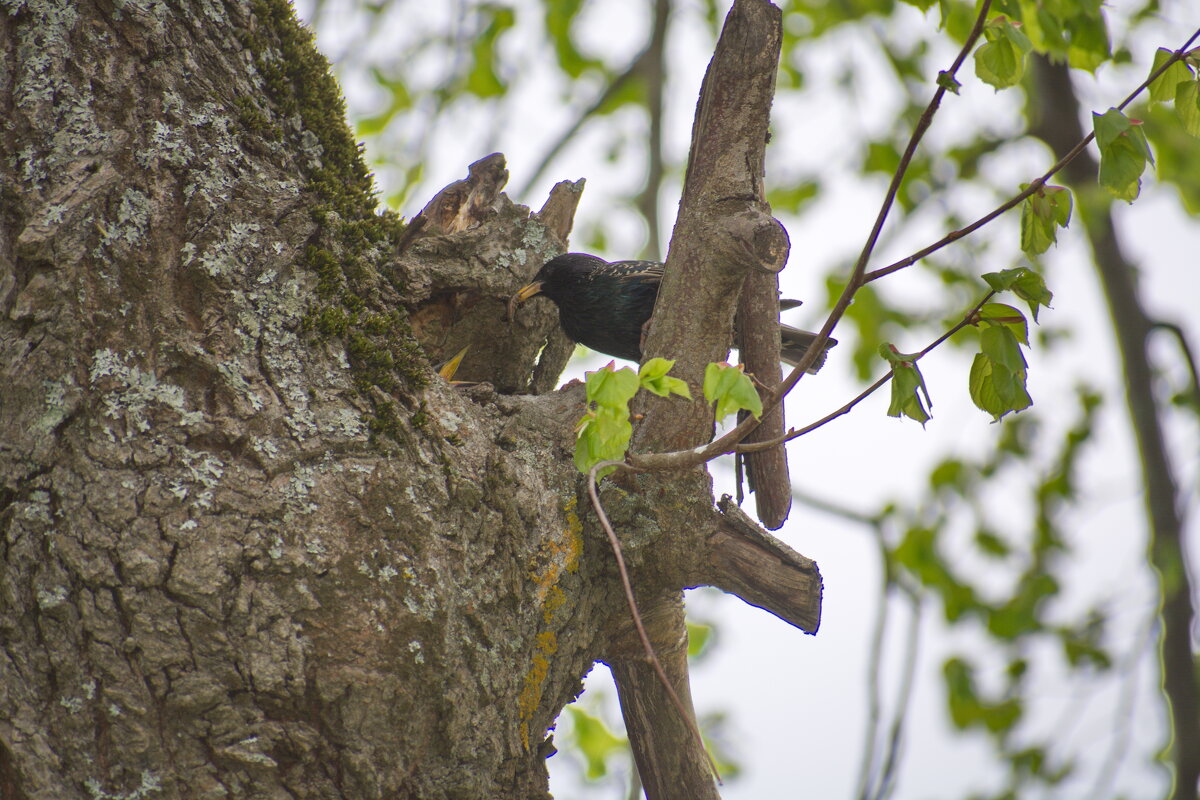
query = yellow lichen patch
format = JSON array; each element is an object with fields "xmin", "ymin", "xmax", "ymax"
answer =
[
  {"xmin": 517, "ymin": 631, "xmax": 559, "ymax": 751},
  {"xmin": 529, "ymin": 496, "xmax": 583, "ymax": 605},
  {"xmin": 518, "ymin": 497, "xmax": 580, "ymax": 750},
  {"xmin": 542, "ymin": 584, "xmax": 566, "ymax": 624}
]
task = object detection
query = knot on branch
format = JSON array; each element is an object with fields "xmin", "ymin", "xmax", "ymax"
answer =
[{"xmin": 711, "ymin": 203, "xmax": 790, "ymax": 274}]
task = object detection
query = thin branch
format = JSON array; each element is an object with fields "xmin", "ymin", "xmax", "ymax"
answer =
[
  {"xmin": 637, "ymin": 0, "xmax": 670, "ymax": 261},
  {"xmin": 517, "ymin": 19, "xmax": 670, "ymax": 204},
  {"xmin": 630, "ymin": 31, "xmax": 1200, "ymax": 474},
  {"xmin": 585, "ymin": 460, "xmax": 722, "ymax": 784},
  {"xmin": 865, "ymin": 32, "xmax": 1200, "ymax": 284},
  {"xmin": 791, "ymin": 487, "xmax": 880, "ymax": 526},
  {"xmin": 1028, "ymin": 52, "xmax": 1200, "ymax": 800},
  {"xmin": 1088, "ymin": 615, "xmax": 1158, "ymax": 798},
  {"xmin": 855, "ymin": 527, "xmax": 892, "ymax": 800},
  {"xmin": 1152, "ymin": 320, "xmax": 1200, "ymax": 412},
  {"xmin": 737, "ymin": 290, "xmax": 996, "ymax": 453},
  {"xmin": 873, "ymin": 582, "xmax": 922, "ymax": 800}
]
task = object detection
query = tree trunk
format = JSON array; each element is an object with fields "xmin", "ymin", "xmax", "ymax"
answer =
[{"xmin": 0, "ymin": 1, "xmax": 818, "ymax": 797}]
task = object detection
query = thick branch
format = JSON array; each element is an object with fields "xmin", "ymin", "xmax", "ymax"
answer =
[
  {"xmin": 736, "ymin": 270, "xmax": 791, "ymax": 529},
  {"xmin": 705, "ymin": 496, "xmax": 822, "ymax": 633},
  {"xmin": 633, "ymin": 0, "xmax": 785, "ymax": 454},
  {"xmin": 606, "ymin": 594, "xmax": 720, "ymax": 800},
  {"xmin": 402, "ymin": 158, "xmax": 583, "ymax": 392}
]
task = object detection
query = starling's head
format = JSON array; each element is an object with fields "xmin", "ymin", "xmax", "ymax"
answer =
[{"xmin": 507, "ymin": 253, "xmax": 606, "ymax": 319}]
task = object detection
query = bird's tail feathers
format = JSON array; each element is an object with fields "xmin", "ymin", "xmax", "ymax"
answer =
[{"xmin": 779, "ymin": 326, "xmax": 838, "ymax": 374}]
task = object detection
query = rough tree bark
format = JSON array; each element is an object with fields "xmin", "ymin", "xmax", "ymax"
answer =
[{"xmin": 0, "ymin": 1, "xmax": 818, "ymax": 798}]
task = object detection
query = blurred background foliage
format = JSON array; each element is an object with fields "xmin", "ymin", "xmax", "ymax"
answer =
[{"xmin": 294, "ymin": 0, "xmax": 1198, "ymax": 797}]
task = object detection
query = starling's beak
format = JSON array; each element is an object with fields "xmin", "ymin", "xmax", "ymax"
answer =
[{"xmin": 507, "ymin": 280, "xmax": 544, "ymax": 321}]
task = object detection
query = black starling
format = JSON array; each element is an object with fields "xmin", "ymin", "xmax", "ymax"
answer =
[{"xmin": 509, "ymin": 253, "xmax": 837, "ymax": 373}]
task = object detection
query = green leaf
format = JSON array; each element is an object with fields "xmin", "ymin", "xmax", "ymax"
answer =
[
  {"xmin": 703, "ymin": 363, "xmax": 763, "ymax": 422},
  {"xmin": 930, "ymin": 457, "xmax": 964, "ymax": 491},
  {"xmin": 686, "ymin": 621, "xmax": 714, "ymax": 659},
  {"xmin": 983, "ymin": 267, "xmax": 1054, "ymax": 322},
  {"xmin": 969, "ymin": 312, "xmax": 1035, "ymax": 420},
  {"xmin": 639, "ymin": 358, "xmax": 692, "ymax": 400},
  {"xmin": 766, "ymin": 180, "xmax": 821, "ymax": 214},
  {"xmin": 585, "ymin": 362, "xmax": 640, "ymax": 411},
  {"xmin": 1093, "ymin": 109, "xmax": 1153, "ymax": 202},
  {"xmin": 1093, "ymin": 107, "xmax": 1131, "ymax": 150},
  {"xmin": 863, "ymin": 140, "xmax": 901, "ymax": 176},
  {"xmin": 1142, "ymin": 101, "xmax": 1200, "ymax": 213},
  {"xmin": 465, "ymin": 5, "xmax": 515, "ymax": 98},
  {"xmin": 574, "ymin": 407, "xmax": 632, "ymax": 477},
  {"xmin": 974, "ymin": 16, "xmax": 1032, "ymax": 90},
  {"xmin": 1176, "ymin": 79, "xmax": 1200, "ymax": 137},
  {"xmin": 943, "ymin": 657, "xmax": 1022, "ymax": 733},
  {"xmin": 1148, "ymin": 47, "xmax": 1193, "ymax": 103},
  {"xmin": 981, "ymin": 697, "xmax": 1023, "ymax": 734},
  {"xmin": 356, "ymin": 68, "xmax": 412, "ymax": 137},
  {"xmin": 565, "ymin": 706, "xmax": 627, "ymax": 780},
  {"xmin": 969, "ymin": 352, "xmax": 1033, "ymax": 420},
  {"xmin": 892, "ymin": 526, "xmax": 940, "ymax": 583},
  {"xmin": 1018, "ymin": 184, "xmax": 1073, "ymax": 256},
  {"xmin": 981, "ymin": 267, "xmax": 1022, "ymax": 293},
  {"xmin": 1015, "ymin": 0, "xmax": 1066, "ymax": 58},
  {"xmin": 543, "ymin": 0, "xmax": 602, "ymax": 78},
  {"xmin": 1064, "ymin": 12, "xmax": 1110, "ymax": 73},
  {"xmin": 880, "ymin": 345, "xmax": 932, "ymax": 425},
  {"xmin": 974, "ymin": 528, "xmax": 1011, "ymax": 557},
  {"xmin": 936, "ymin": 70, "xmax": 962, "ymax": 94},
  {"xmin": 943, "ymin": 657, "xmax": 980, "ymax": 729},
  {"xmin": 1059, "ymin": 617, "xmax": 1113, "ymax": 670},
  {"xmin": 978, "ymin": 303, "xmax": 1029, "ymax": 347}
]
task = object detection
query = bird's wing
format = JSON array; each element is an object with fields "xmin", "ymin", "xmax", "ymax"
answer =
[{"xmin": 603, "ymin": 260, "xmax": 665, "ymax": 283}]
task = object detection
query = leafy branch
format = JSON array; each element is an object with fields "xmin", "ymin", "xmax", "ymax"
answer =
[
  {"xmin": 629, "ymin": 0, "xmax": 997, "ymax": 471},
  {"xmin": 864, "ymin": 31, "xmax": 1200, "ymax": 284},
  {"xmin": 629, "ymin": 26, "xmax": 1200, "ymax": 474},
  {"xmin": 573, "ymin": 358, "xmax": 759, "ymax": 478}
]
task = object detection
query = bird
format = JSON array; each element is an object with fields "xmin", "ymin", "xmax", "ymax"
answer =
[{"xmin": 508, "ymin": 253, "xmax": 837, "ymax": 373}]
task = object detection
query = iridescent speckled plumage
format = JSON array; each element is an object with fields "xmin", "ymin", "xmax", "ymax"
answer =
[{"xmin": 509, "ymin": 253, "xmax": 836, "ymax": 373}]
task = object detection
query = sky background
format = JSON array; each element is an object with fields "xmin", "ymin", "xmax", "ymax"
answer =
[{"xmin": 295, "ymin": 1, "xmax": 1200, "ymax": 796}]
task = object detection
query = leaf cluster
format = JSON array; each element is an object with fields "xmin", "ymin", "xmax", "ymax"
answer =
[
  {"xmin": 883, "ymin": 268, "xmax": 1051, "ymax": 426},
  {"xmin": 574, "ymin": 358, "xmax": 689, "ymax": 477},
  {"xmin": 574, "ymin": 358, "xmax": 767, "ymax": 477}
]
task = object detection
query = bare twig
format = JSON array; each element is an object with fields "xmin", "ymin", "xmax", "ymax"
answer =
[
  {"xmin": 637, "ymin": 0, "xmax": 670, "ymax": 260},
  {"xmin": 516, "ymin": 63, "xmax": 640, "ymax": 200},
  {"xmin": 872, "ymin": 581, "xmax": 923, "ymax": 800},
  {"xmin": 586, "ymin": 460, "xmax": 722, "ymax": 784},
  {"xmin": 1088, "ymin": 615, "xmax": 1158, "ymax": 798},
  {"xmin": 855, "ymin": 527, "xmax": 891, "ymax": 800},
  {"xmin": 791, "ymin": 487, "xmax": 880, "ymax": 526},
  {"xmin": 1152, "ymin": 320, "xmax": 1200, "ymax": 413}
]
